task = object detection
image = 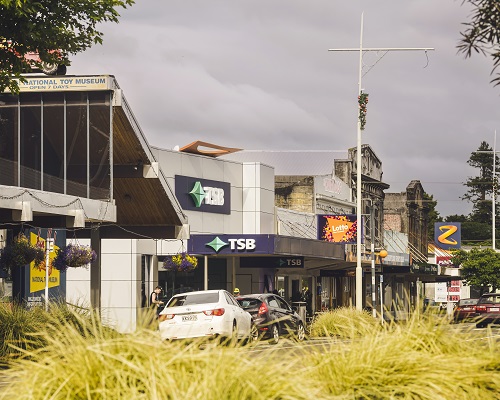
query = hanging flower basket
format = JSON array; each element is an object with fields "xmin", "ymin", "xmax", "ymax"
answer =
[
  {"xmin": 358, "ymin": 91, "xmax": 369, "ymax": 131},
  {"xmin": 163, "ymin": 252, "xmax": 198, "ymax": 272},
  {"xmin": 0, "ymin": 233, "xmax": 45, "ymax": 272},
  {"xmin": 52, "ymin": 244, "xmax": 97, "ymax": 272}
]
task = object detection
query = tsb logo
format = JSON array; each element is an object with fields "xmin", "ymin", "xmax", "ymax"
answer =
[
  {"xmin": 203, "ymin": 186, "xmax": 225, "ymax": 206},
  {"xmin": 228, "ymin": 238, "xmax": 256, "ymax": 250},
  {"xmin": 206, "ymin": 236, "xmax": 257, "ymax": 253},
  {"xmin": 189, "ymin": 181, "xmax": 224, "ymax": 207}
]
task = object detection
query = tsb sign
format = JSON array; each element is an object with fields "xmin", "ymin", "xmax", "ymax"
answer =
[
  {"xmin": 228, "ymin": 238, "xmax": 256, "ymax": 250},
  {"xmin": 175, "ymin": 175, "xmax": 231, "ymax": 214}
]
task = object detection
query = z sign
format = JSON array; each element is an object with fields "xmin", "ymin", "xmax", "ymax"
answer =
[{"xmin": 434, "ymin": 222, "xmax": 461, "ymax": 250}]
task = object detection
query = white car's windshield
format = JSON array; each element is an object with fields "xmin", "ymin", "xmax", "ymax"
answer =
[{"xmin": 167, "ymin": 292, "xmax": 219, "ymax": 307}]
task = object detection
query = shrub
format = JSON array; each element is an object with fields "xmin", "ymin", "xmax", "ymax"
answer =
[{"xmin": 309, "ymin": 307, "xmax": 382, "ymax": 338}]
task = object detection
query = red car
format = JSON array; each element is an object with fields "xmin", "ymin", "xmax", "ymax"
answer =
[
  {"xmin": 475, "ymin": 293, "xmax": 500, "ymax": 328},
  {"xmin": 453, "ymin": 298, "xmax": 479, "ymax": 322}
]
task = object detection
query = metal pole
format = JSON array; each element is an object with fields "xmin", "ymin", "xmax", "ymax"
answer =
[
  {"xmin": 355, "ymin": 12, "xmax": 364, "ymax": 311},
  {"xmin": 44, "ymin": 229, "xmax": 52, "ymax": 311},
  {"xmin": 380, "ymin": 273, "xmax": 384, "ymax": 324},
  {"xmin": 328, "ymin": 15, "xmax": 434, "ymax": 312},
  {"xmin": 370, "ymin": 204, "xmax": 376, "ymax": 318},
  {"xmin": 494, "ymin": 130, "xmax": 497, "ymax": 250},
  {"xmin": 204, "ymin": 255, "xmax": 208, "ymax": 290}
]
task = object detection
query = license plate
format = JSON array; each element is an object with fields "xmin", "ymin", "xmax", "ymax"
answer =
[
  {"xmin": 489, "ymin": 307, "xmax": 499, "ymax": 312},
  {"xmin": 182, "ymin": 315, "xmax": 197, "ymax": 322},
  {"xmin": 463, "ymin": 307, "xmax": 471, "ymax": 311}
]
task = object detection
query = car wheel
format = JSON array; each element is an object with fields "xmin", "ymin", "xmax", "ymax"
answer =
[
  {"xmin": 56, "ymin": 64, "xmax": 67, "ymax": 75},
  {"xmin": 41, "ymin": 62, "xmax": 58, "ymax": 75},
  {"xmin": 270, "ymin": 324, "xmax": 279, "ymax": 345},
  {"xmin": 228, "ymin": 320, "xmax": 238, "ymax": 345},
  {"xmin": 248, "ymin": 324, "xmax": 259, "ymax": 344},
  {"xmin": 296, "ymin": 322, "xmax": 305, "ymax": 341}
]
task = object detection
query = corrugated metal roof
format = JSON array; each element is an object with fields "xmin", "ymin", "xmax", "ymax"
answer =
[{"xmin": 221, "ymin": 150, "xmax": 349, "ymax": 176}]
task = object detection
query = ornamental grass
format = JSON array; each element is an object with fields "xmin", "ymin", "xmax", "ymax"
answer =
[
  {"xmin": 308, "ymin": 307, "xmax": 382, "ymax": 339},
  {"xmin": 1, "ymin": 306, "xmax": 500, "ymax": 399},
  {"xmin": 0, "ymin": 301, "xmax": 112, "ymax": 367}
]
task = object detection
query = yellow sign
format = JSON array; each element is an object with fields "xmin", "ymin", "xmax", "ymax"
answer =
[{"xmin": 29, "ymin": 232, "xmax": 60, "ymax": 293}]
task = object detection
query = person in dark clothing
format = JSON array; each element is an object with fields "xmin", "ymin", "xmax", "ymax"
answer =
[{"xmin": 150, "ymin": 286, "xmax": 164, "ymax": 317}]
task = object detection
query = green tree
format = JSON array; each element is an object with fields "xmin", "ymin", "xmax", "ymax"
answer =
[
  {"xmin": 462, "ymin": 141, "xmax": 499, "ymax": 224},
  {"xmin": 0, "ymin": 0, "xmax": 134, "ymax": 93},
  {"xmin": 458, "ymin": 0, "xmax": 500, "ymax": 86},
  {"xmin": 424, "ymin": 192, "xmax": 441, "ymax": 240},
  {"xmin": 444, "ymin": 214, "xmax": 468, "ymax": 223},
  {"xmin": 451, "ymin": 248, "xmax": 500, "ymax": 294}
]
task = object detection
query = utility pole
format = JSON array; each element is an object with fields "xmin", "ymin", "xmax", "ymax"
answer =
[
  {"xmin": 329, "ymin": 13, "xmax": 434, "ymax": 311},
  {"xmin": 494, "ymin": 130, "xmax": 497, "ymax": 250}
]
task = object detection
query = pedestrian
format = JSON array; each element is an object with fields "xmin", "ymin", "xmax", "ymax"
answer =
[
  {"xmin": 233, "ymin": 287, "xmax": 241, "ymax": 297},
  {"xmin": 150, "ymin": 286, "xmax": 164, "ymax": 317}
]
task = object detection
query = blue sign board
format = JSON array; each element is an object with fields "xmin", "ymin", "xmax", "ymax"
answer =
[
  {"xmin": 434, "ymin": 222, "xmax": 461, "ymax": 250},
  {"xmin": 188, "ymin": 234, "xmax": 275, "ymax": 255},
  {"xmin": 175, "ymin": 175, "xmax": 231, "ymax": 214}
]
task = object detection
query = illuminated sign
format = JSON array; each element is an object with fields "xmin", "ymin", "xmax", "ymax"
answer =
[
  {"xmin": 317, "ymin": 214, "xmax": 359, "ymax": 244},
  {"xmin": 175, "ymin": 175, "xmax": 230, "ymax": 214},
  {"xmin": 434, "ymin": 222, "xmax": 461, "ymax": 250}
]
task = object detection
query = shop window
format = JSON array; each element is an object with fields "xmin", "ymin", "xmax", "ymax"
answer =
[
  {"xmin": 66, "ymin": 92, "xmax": 87, "ymax": 197},
  {"xmin": 88, "ymin": 92, "xmax": 111, "ymax": 200},
  {"xmin": 20, "ymin": 93, "xmax": 42, "ymax": 189},
  {"xmin": 0, "ymin": 94, "xmax": 19, "ymax": 186},
  {"xmin": 42, "ymin": 93, "xmax": 64, "ymax": 193}
]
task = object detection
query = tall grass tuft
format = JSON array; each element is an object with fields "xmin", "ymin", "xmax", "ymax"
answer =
[
  {"xmin": 0, "ymin": 301, "xmax": 114, "ymax": 366},
  {"xmin": 309, "ymin": 307, "xmax": 382, "ymax": 339},
  {"xmin": 2, "ymin": 305, "xmax": 500, "ymax": 399},
  {"xmin": 0, "ymin": 302, "xmax": 48, "ymax": 365},
  {"xmin": 0, "ymin": 308, "xmax": 315, "ymax": 400},
  {"xmin": 304, "ymin": 308, "xmax": 500, "ymax": 399}
]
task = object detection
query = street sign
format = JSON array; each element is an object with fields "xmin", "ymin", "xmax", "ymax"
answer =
[{"xmin": 240, "ymin": 256, "xmax": 304, "ymax": 268}]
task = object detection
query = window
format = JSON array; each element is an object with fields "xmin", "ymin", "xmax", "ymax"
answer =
[
  {"xmin": 268, "ymin": 297, "xmax": 279, "ymax": 308},
  {"xmin": 20, "ymin": 93, "xmax": 42, "ymax": 189},
  {"xmin": 0, "ymin": 94, "xmax": 19, "ymax": 186},
  {"xmin": 167, "ymin": 292, "xmax": 219, "ymax": 307},
  {"xmin": 276, "ymin": 297, "xmax": 291, "ymax": 311}
]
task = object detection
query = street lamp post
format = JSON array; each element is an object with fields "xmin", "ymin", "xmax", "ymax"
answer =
[{"xmin": 328, "ymin": 14, "xmax": 433, "ymax": 310}]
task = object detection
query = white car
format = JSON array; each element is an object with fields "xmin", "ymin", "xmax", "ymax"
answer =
[{"xmin": 158, "ymin": 289, "xmax": 253, "ymax": 341}]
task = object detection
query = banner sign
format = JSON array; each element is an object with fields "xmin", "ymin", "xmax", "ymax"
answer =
[
  {"xmin": 383, "ymin": 252, "xmax": 410, "ymax": 266},
  {"xmin": 175, "ymin": 175, "xmax": 231, "ymax": 214},
  {"xmin": 317, "ymin": 214, "xmax": 359, "ymax": 244},
  {"xmin": 240, "ymin": 256, "xmax": 304, "ymax": 269},
  {"xmin": 12, "ymin": 228, "xmax": 67, "ymax": 308},
  {"xmin": 189, "ymin": 234, "xmax": 274, "ymax": 255},
  {"xmin": 10, "ymin": 76, "xmax": 112, "ymax": 92},
  {"xmin": 434, "ymin": 222, "xmax": 461, "ymax": 250}
]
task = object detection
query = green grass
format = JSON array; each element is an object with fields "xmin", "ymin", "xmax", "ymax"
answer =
[{"xmin": 1, "ymin": 305, "xmax": 500, "ymax": 399}]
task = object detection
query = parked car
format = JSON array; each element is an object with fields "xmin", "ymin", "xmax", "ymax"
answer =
[
  {"xmin": 475, "ymin": 293, "xmax": 500, "ymax": 328},
  {"xmin": 453, "ymin": 298, "xmax": 479, "ymax": 322},
  {"xmin": 158, "ymin": 289, "xmax": 252, "ymax": 341},
  {"xmin": 237, "ymin": 293, "xmax": 306, "ymax": 344},
  {"xmin": 24, "ymin": 51, "xmax": 67, "ymax": 75},
  {"xmin": 1, "ymin": 40, "xmax": 66, "ymax": 75}
]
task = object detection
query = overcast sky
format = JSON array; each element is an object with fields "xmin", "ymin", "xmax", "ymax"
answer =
[{"xmin": 70, "ymin": 0, "xmax": 499, "ymax": 218}]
